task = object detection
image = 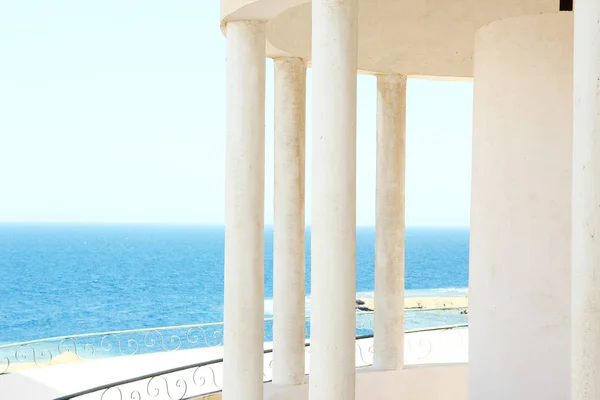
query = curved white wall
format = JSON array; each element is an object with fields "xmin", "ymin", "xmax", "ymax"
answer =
[
  {"xmin": 264, "ymin": 364, "xmax": 468, "ymax": 400},
  {"xmin": 469, "ymin": 12, "xmax": 573, "ymax": 400}
]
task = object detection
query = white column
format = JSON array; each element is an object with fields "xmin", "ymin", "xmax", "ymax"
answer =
[
  {"xmin": 310, "ymin": 0, "xmax": 358, "ymax": 399},
  {"xmin": 273, "ymin": 57, "xmax": 307, "ymax": 386},
  {"xmin": 469, "ymin": 13, "xmax": 572, "ymax": 399},
  {"xmin": 573, "ymin": 1, "xmax": 600, "ymax": 398},
  {"xmin": 373, "ymin": 74, "xmax": 407, "ymax": 370},
  {"xmin": 223, "ymin": 20, "xmax": 266, "ymax": 400}
]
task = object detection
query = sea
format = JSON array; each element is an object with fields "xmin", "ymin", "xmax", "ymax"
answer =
[{"xmin": 0, "ymin": 224, "xmax": 469, "ymax": 346}]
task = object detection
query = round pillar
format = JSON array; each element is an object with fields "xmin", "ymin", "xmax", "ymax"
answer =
[
  {"xmin": 373, "ymin": 74, "xmax": 407, "ymax": 371},
  {"xmin": 572, "ymin": 1, "xmax": 600, "ymax": 398},
  {"xmin": 309, "ymin": 0, "xmax": 358, "ymax": 399},
  {"xmin": 223, "ymin": 20, "xmax": 266, "ymax": 400},
  {"xmin": 469, "ymin": 13, "xmax": 573, "ymax": 400},
  {"xmin": 273, "ymin": 56, "xmax": 307, "ymax": 386}
]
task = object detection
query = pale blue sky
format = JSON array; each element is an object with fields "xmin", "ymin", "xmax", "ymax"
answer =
[{"xmin": 0, "ymin": 1, "xmax": 473, "ymax": 227}]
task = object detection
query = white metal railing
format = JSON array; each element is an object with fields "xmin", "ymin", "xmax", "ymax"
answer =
[
  {"xmin": 52, "ymin": 322, "xmax": 468, "ymax": 400},
  {"xmin": 1, "ymin": 307, "xmax": 467, "ymax": 377}
]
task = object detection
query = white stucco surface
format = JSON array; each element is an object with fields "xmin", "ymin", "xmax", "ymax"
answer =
[
  {"xmin": 221, "ymin": 0, "xmax": 560, "ymax": 77},
  {"xmin": 572, "ymin": 1, "xmax": 600, "ymax": 398},
  {"xmin": 266, "ymin": 364, "xmax": 468, "ymax": 400},
  {"xmin": 216, "ymin": 2, "xmax": 585, "ymax": 399},
  {"xmin": 309, "ymin": 1, "xmax": 358, "ymax": 398},
  {"xmin": 223, "ymin": 20, "xmax": 267, "ymax": 400},
  {"xmin": 374, "ymin": 74, "xmax": 406, "ymax": 371},
  {"xmin": 273, "ymin": 56, "xmax": 307, "ymax": 386},
  {"xmin": 469, "ymin": 12, "xmax": 573, "ymax": 400}
]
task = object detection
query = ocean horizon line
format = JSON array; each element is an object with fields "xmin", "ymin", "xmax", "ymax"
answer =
[{"xmin": 0, "ymin": 221, "xmax": 470, "ymax": 230}]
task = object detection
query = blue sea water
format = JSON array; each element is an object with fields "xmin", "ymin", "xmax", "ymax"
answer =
[{"xmin": 0, "ymin": 224, "xmax": 468, "ymax": 344}]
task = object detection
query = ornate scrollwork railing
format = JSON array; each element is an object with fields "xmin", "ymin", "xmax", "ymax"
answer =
[
  {"xmin": 0, "ymin": 322, "xmax": 225, "ymax": 375},
  {"xmin": 354, "ymin": 322, "xmax": 469, "ymax": 366},
  {"xmin": 1, "ymin": 306, "xmax": 467, "ymax": 376},
  {"xmin": 355, "ymin": 306, "xmax": 467, "ymax": 335},
  {"xmin": 54, "ymin": 323, "xmax": 468, "ymax": 400},
  {"xmin": 53, "ymin": 357, "xmax": 223, "ymax": 400}
]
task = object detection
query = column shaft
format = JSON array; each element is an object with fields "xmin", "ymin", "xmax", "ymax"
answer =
[
  {"xmin": 309, "ymin": 0, "xmax": 359, "ymax": 399},
  {"xmin": 573, "ymin": 1, "xmax": 600, "ymax": 398},
  {"xmin": 273, "ymin": 57, "xmax": 307, "ymax": 386},
  {"xmin": 223, "ymin": 20, "xmax": 266, "ymax": 400},
  {"xmin": 469, "ymin": 13, "xmax": 572, "ymax": 399},
  {"xmin": 373, "ymin": 75, "xmax": 407, "ymax": 370}
]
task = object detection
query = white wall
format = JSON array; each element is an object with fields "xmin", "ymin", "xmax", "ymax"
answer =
[
  {"xmin": 469, "ymin": 12, "xmax": 573, "ymax": 400},
  {"xmin": 264, "ymin": 364, "xmax": 468, "ymax": 400}
]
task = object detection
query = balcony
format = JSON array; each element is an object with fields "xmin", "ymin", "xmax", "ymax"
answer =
[{"xmin": 0, "ymin": 308, "xmax": 467, "ymax": 399}]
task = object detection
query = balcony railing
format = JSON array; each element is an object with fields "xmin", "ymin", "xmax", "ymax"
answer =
[
  {"xmin": 0, "ymin": 307, "xmax": 467, "ymax": 376},
  {"xmin": 0, "ymin": 322, "xmax": 226, "ymax": 374},
  {"xmin": 1, "ymin": 308, "xmax": 468, "ymax": 399},
  {"xmin": 51, "ymin": 322, "xmax": 468, "ymax": 400},
  {"xmin": 53, "ymin": 355, "xmax": 226, "ymax": 400}
]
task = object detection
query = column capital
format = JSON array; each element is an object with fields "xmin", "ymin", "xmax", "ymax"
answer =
[
  {"xmin": 376, "ymin": 73, "xmax": 407, "ymax": 82},
  {"xmin": 223, "ymin": 19, "xmax": 267, "ymax": 37},
  {"xmin": 273, "ymin": 57, "xmax": 307, "ymax": 69}
]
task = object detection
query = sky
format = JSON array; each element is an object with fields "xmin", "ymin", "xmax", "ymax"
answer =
[{"xmin": 0, "ymin": 1, "xmax": 473, "ymax": 227}]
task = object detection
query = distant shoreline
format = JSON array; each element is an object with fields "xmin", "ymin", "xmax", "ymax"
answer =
[{"xmin": 356, "ymin": 296, "xmax": 468, "ymax": 312}]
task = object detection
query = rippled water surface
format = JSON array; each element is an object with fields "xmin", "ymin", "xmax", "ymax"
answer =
[{"xmin": 0, "ymin": 224, "xmax": 469, "ymax": 343}]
